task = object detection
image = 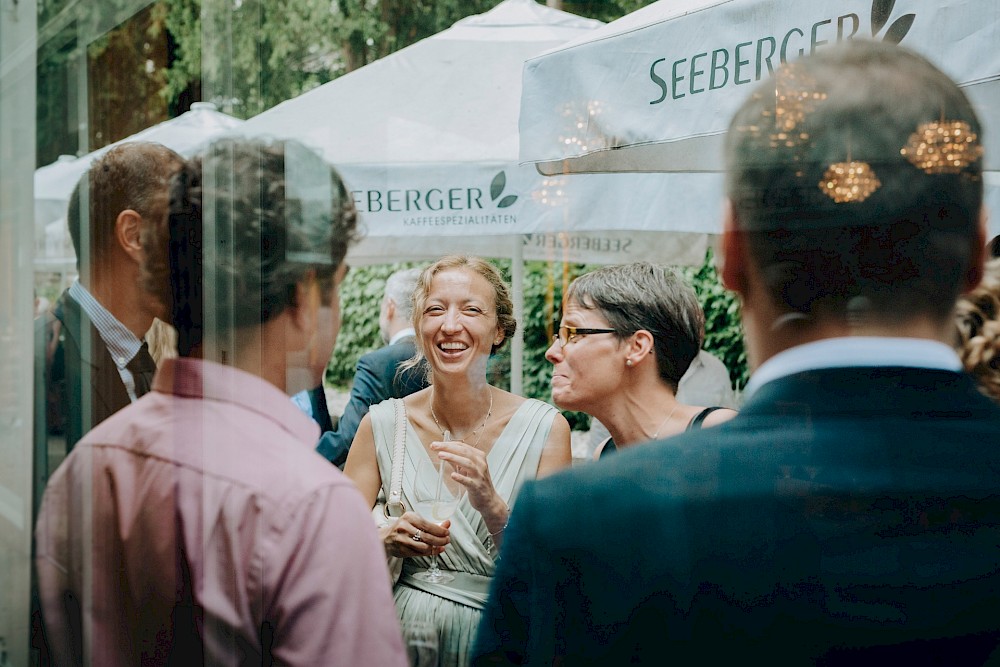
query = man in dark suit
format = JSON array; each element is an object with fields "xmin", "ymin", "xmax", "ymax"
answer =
[
  {"xmin": 316, "ymin": 267, "xmax": 428, "ymax": 466},
  {"xmin": 31, "ymin": 142, "xmax": 184, "ymax": 664},
  {"xmin": 474, "ymin": 42, "xmax": 1000, "ymax": 665},
  {"xmin": 33, "ymin": 142, "xmax": 184, "ymax": 512}
]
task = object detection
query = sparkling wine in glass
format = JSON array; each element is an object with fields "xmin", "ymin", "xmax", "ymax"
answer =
[{"xmin": 413, "ymin": 432, "xmax": 464, "ymax": 583}]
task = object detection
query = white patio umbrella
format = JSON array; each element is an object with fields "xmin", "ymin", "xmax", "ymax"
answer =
[
  {"xmin": 241, "ymin": 0, "xmax": 735, "ymax": 393},
  {"xmin": 519, "ymin": 0, "xmax": 1000, "ymax": 233},
  {"xmin": 240, "ymin": 0, "xmax": 723, "ymax": 269},
  {"xmin": 33, "ymin": 102, "xmax": 245, "ymax": 270},
  {"xmin": 521, "ymin": 0, "xmax": 999, "ymax": 171}
]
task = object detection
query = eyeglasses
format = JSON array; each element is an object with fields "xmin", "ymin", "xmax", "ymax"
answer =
[{"xmin": 552, "ymin": 325, "xmax": 617, "ymax": 348}]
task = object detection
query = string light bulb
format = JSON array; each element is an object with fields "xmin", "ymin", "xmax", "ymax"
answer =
[
  {"xmin": 900, "ymin": 120, "xmax": 983, "ymax": 174},
  {"xmin": 820, "ymin": 160, "xmax": 881, "ymax": 204}
]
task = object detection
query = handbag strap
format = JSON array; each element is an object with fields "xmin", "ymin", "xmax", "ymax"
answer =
[
  {"xmin": 686, "ymin": 406, "xmax": 725, "ymax": 432},
  {"xmin": 386, "ymin": 398, "xmax": 407, "ymax": 518}
]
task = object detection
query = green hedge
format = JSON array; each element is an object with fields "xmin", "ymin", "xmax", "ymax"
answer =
[
  {"xmin": 327, "ymin": 251, "xmax": 747, "ymax": 429},
  {"xmin": 678, "ymin": 249, "xmax": 749, "ymax": 391}
]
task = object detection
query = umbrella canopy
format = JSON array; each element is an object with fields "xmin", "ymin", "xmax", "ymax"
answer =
[
  {"xmin": 519, "ymin": 0, "xmax": 1000, "ymax": 235},
  {"xmin": 33, "ymin": 102, "xmax": 244, "ymax": 267},
  {"xmin": 241, "ymin": 0, "xmax": 723, "ymax": 267}
]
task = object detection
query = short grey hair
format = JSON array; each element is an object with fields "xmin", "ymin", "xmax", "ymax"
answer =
[
  {"xmin": 384, "ymin": 267, "xmax": 423, "ymax": 321},
  {"xmin": 566, "ymin": 262, "xmax": 704, "ymax": 391}
]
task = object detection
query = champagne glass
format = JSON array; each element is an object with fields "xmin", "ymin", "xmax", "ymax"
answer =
[{"xmin": 413, "ymin": 432, "xmax": 464, "ymax": 583}]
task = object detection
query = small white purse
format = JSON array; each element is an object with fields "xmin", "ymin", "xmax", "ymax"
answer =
[{"xmin": 373, "ymin": 398, "xmax": 408, "ymax": 584}]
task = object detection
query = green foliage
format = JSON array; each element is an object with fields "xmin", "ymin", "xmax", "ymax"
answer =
[
  {"xmin": 679, "ymin": 249, "xmax": 749, "ymax": 390},
  {"xmin": 563, "ymin": 0, "xmax": 660, "ymax": 23},
  {"xmin": 504, "ymin": 259, "xmax": 593, "ymax": 430},
  {"xmin": 162, "ymin": 0, "xmax": 202, "ymax": 109},
  {"xmin": 161, "ymin": 0, "xmax": 501, "ymax": 119},
  {"xmin": 162, "ymin": 0, "xmax": 347, "ymax": 118},
  {"xmin": 326, "ymin": 262, "xmax": 422, "ymax": 386}
]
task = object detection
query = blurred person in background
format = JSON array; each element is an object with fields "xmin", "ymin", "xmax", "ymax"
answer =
[
  {"xmin": 33, "ymin": 142, "xmax": 184, "ymax": 495},
  {"xmin": 987, "ymin": 234, "xmax": 1000, "ymax": 258},
  {"xmin": 31, "ymin": 143, "xmax": 184, "ymax": 665},
  {"xmin": 144, "ymin": 318, "xmax": 177, "ymax": 365},
  {"xmin": 316, "ymin": 266, "xmax": 429, "ymax": 466},
  {"xmin": 678, "ymin": 349, "xmax": 738, "ymax": 409},
  {"xmin": 954, "ymin": 258, "xmax": 1000, "ymax": 403}
]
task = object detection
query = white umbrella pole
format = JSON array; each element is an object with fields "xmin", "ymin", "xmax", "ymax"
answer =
[{"xmin": 511, "ymin": 237, "xmax": 524, "ymax": 396}]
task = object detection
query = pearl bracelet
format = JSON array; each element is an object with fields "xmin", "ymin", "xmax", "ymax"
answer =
[{"xmin": 484, "ymin": 507, "xmax": 510, "ymax": 558}]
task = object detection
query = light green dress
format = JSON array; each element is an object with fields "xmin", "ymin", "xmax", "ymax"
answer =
[{"xmin": 370, "ymin": 398, "xmax": 557, "ymax": 667}]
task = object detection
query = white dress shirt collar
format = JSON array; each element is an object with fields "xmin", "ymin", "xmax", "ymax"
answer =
[
  {"xmin": 744, "ymin": 337, "xmax": 962, "ymax": 399},
  {"xmin": 389, "ymin": 327, "xmax": 416, "ymax": 346}
]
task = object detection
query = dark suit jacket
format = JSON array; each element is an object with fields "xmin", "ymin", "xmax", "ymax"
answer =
[
  {"xmin": 33, "ymin": 291, "xmax": 131, "ymax": 517},
  {"xmin": 316, "ymin": 336, "xmax": 428, "ymax": 467},
  {"xmin": 473, "ymin": 367, "xmax": 1000, "ymax": 666}
]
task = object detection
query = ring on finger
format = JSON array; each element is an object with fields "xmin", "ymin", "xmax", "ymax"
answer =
[{"xmin": 412, "ymin": 530, "xmax": 422, "ymax": 542}]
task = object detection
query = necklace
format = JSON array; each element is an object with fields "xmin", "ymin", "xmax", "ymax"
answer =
[
  {"xmin": 650, "ymin": 403, "xmax": 681, "ymax": 440},
  {"xmin": 431, "ymin": 387, "xmax": 494, "ymax": 448}
]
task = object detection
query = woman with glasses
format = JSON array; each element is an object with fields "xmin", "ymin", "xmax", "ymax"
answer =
[
  {"xmin": 345, "ymin": 255, "xmax": 571, "ymax": 666},
  {"xmin": 546, "ymin": 262, "xmax": 737, "ymax": 459}
]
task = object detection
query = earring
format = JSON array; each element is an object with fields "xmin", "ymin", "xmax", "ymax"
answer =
[{"xmin": 626, "ymin": 359, "xmax": 633, "ymax": 367}]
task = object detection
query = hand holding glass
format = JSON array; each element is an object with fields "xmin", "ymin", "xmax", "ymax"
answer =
[{"xmin": 413, "ymin": 431, "xmax": 464, "ymax": 583}]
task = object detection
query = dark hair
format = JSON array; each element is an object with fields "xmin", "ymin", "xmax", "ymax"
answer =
[
  {"xmin": 726, "ymin": 40, "xmax": 984, "ymax": 324},
  {"xmin": 566, "ymin": 262, "xmax": 703, "ymax": 391},
  {"xmin": 68, "ymin": 142, "xmax": 184, "ymax": 274},
  {"xmin": 158, "ymin": 137, "xmax": 359, "ymax": 356}
]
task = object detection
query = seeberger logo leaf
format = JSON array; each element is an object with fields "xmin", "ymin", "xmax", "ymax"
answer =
[
  {"xmin": 871, "ymin": 0, "xmax": 914, "ymax": 43},
  {"xmin": 490, "ymin": 171, "xmax": 518, "ymax": 209}
]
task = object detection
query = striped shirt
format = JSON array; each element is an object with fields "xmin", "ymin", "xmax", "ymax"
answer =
[{"xmin": 68, "ymin": 280, "xmax": 144, "ymax": 401}]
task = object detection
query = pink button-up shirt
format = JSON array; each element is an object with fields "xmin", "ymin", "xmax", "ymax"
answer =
[{"xmin": 36, "ymin": 357, "xmax": 406, "ymax": 666}]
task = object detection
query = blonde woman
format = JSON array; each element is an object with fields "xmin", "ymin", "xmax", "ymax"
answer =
[{"xmin": 345, "ymin": 255, "xmax": 571, "ymax": 667}]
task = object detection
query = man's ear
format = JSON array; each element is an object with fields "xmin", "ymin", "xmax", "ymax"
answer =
[
  {"xmin": 385, "ymin": 297, "xmax": 397, "ymax": 321},
  {"xmin": 720, "ymin": 200, "xmax": 749, "ymax": 298},
  {"xmin": 116, "ymin": 209, "xmax": 144, "ymax": 262},
  {"xmin": 291, "ymin": 272, "xmax": 321, "ymax": 339}
]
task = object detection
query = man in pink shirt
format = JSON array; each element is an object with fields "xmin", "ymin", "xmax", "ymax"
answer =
[{"xmin": 35, "ymin": 137, "xmax": 407, "ymax": 666}]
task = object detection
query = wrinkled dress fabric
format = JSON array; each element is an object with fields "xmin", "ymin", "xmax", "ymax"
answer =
[{"xmin": 370, "ymin": 398, "xmax": 557, "ymax": 667}]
